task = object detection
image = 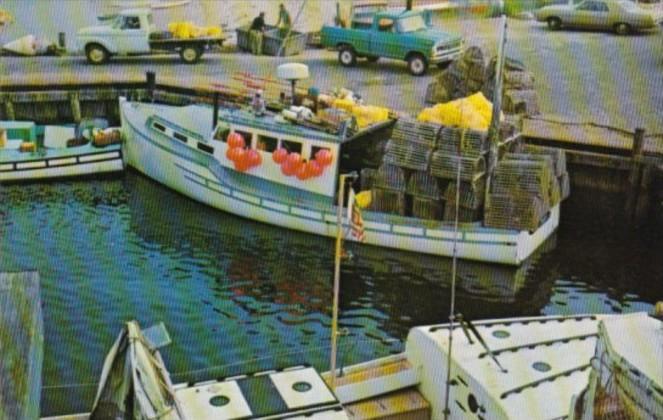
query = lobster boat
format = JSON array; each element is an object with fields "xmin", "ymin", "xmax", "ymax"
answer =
[
  {"xmin": 0, "ymin": 121, "xmax": 124, "ymax": 183},
  {"xmin": 43, "ymin": 311, "xmax": 662, "ymax": 419},
  {"xmin": 119, "ymin": 91, "xmax": 565, "ymax": 265}
]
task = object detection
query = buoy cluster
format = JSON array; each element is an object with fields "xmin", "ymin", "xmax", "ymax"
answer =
[
  {"xmin": 272, "ymin": 148, "xmax": 332, "ymax": 181},
  {"xmin": 225, "ymin": 133, "xmax": 262, "ymax": 172}
]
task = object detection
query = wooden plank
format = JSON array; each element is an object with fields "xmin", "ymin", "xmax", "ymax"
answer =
[
  {"xmin": 344, "ymin": 388, "xmax": 430, "ymax": 420},
  {"xmin": 0, "ymin": 271, "xmax": 43, "ymax": 420},
  {"xmin": 522, "ymin": 116, "xmax": 663, "ymax": 157}
]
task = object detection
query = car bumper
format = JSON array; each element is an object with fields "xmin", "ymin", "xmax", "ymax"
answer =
[{"xmin": 430, "ymin": 46, "xmax": 463, "ymax": 64}]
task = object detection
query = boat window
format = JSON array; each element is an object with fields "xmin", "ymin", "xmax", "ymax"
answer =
[
  {"xmin": 257, "ymin": 134, "xmax": 278, "ymax": 152},
  {"xmin": 311, "ymin": 146, "xmax": 331, "ymax": 161},
  {"xmin": 197, "ymin": 142, "xmax": 214, "ymax": 154},
  {"xmin": 214, "ymin": 126, "xmax": 229, "ymax": 142},
  {"xmin": 153, "ymin": 122, "xmax": 166, "ymax": 132},
  {"xmin": 173, "ymin": 132, "xmax": 188, "ymax": 143},
  {"xmin": 281, "ymin": 139, "xmax": 302, "ymax": 154},
  {"xmin": 236, "ymin": 130, "xmax": 253, "ymax": 147}
]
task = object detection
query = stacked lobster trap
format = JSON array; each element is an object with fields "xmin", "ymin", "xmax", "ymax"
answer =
[{"xmin": 358, "ymin": 118, "xmax": 569, "ymax": 230}]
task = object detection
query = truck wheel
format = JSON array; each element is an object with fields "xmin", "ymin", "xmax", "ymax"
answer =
[
  {"xmin": 547, "ymin": 17, "xmax": 561, "ymax": 30},
  {"xmin": 86, "ymin": 44, "xmax": 109, "ymax": 65},
  {"xmin": 614, "ymin": 23, "xmax": 631, "ymax": 35},
  {"xmin": 407, "ymin": 53, "xmax": 428, "ymax": 76},
  {"xmin": 338, "ymin": 46, "xmax": 357, "ymax": 67},
  {"xmin": 180, "ymin": 45, "xmax": 202, "ymax": 64}
]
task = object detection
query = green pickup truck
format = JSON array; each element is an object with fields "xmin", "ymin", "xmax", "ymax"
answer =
[{"xmin": 321, "ymin": 9, "xmax": 463, "ymax": 76}]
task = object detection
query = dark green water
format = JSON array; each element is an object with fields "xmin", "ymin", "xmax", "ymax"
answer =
[{"xmin": 0, "ymin": 171, "xmax": 660, "ymax": 416}]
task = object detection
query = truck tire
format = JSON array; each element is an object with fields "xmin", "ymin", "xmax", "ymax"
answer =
[
  {"xmin": 338, "ymin": 46, "xmax": 357, "ymax": 67},
  {"xmin": 614, "ymin": 23, "xmax": 631, "ymax": 35},
  {"xmin": 547, "ymin": 17, "xmax": 561, "ymax": 30},
  {"xmin": 180, "ymin": 45, "xmax": 202, "ymax": 64},
  {"xmin": 85, "ymin": 44, "xmax": 109, "ymax": 65},
  {"xmin": 407, "ymin": 53, "xmax": 428, "ymax": 76}
]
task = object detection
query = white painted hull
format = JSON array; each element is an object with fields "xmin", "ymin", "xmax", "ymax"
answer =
[
  {"xmin": 0, "ymin": 148, "xmax": 124, "ymax": 182},
  {"xmin": 121, "ymin": 101, "xmax": 559, "ymax": 265}
]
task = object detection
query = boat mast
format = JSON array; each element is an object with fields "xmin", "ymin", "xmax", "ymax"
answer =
[
  {"xmin": 484, "ymin": 15, "xmax": 508, "ymax": 211},
  {"xmin": 443, "ymin": 15, "xmax": 508, "ymax": 419},
  {"xmin": 329, "ymin": 172, "xmax": 356, "ymax": 390}
]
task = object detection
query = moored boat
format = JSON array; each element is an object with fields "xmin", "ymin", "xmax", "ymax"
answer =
[
  {"xmin": 0, "ymin": 121, "xmax": 124, "ymax": 183},
  {"xmin": 42, "ymin": 311, "xmax": 662, "ymax": 419},
  {"xmin": 119, "ymin": 97, "xmax": 561, "ymax": 266}
]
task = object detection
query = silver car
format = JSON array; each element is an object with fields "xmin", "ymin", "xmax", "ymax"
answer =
[{"xmin": 534, "ymin": 0, "xmax": 660, "ymax": 34}]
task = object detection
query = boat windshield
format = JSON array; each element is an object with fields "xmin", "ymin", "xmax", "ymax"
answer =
[{"xmin": 397, "ymin": 15, "xmax": 427, "ymax": 33}]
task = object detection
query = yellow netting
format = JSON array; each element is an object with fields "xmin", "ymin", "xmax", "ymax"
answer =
[
  {"xmin": 168, "ymin": 21, "xmax": 223, "ymax": 39},
  {"xmin": 417, "ymin": 92, "xmax": 495, "ymax": 131},
  {"xmin": 331, "ymin": 99, "xmax": 390, "ymax": 128},
  {"xmin": 355, "ymin": 190, "xmax": 372, "ymax": 209}
]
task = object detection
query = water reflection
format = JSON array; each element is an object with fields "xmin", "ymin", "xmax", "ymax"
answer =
[{"xmin": 0, "ymin": 171, "xmax": 660, "ymax": 416}]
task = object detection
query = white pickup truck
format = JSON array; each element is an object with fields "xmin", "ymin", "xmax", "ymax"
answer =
[{"xmin": 77, "ymin": 9, "xmax": 225, "ymax": 64}]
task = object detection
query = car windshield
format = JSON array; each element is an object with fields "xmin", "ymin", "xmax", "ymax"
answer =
[
  {"xmin": 618, "ymin": 1, "xmax": 639, "ymax": 11},
  {"xmin": 397, "ymin": 15, "xmax": 427, "ymax": 32}
]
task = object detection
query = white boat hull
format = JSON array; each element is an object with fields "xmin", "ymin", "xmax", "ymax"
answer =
[
  {"xmin": 0, "ymin": 147, "xmax": 124, "ymax": 182},
  {"xmin": 121, "ymin": 100, "xmax": 559, "ymax": 265}
]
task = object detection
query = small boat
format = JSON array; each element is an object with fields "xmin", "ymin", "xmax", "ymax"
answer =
[
  {"xmin": 44, "ymin": 311, "xmax": 662, "ymax": 419},
  {"xmin": 119, "ymin": 95, "xmax": 560, "ymax": 265},
  {"xmin": 0, "ymin": 121, "xmax": 124, "ymax": 183}
]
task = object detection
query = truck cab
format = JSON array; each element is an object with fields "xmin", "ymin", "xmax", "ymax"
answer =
[
  {"xmin": 321, "ymin": 8, "xmax": 463, "ymax": 76},
  {"xmin": 78, "ymin": 9, "xmax": 153, "ymax": 63}
]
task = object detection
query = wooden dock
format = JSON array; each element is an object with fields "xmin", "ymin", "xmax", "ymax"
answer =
[
  {"xmin": 0, "ymin": 271, "xmax": 43, "ymax": 420},
  {"xmin": 522, "ymin": 115, "xmax": 663, "ymax": 227}
]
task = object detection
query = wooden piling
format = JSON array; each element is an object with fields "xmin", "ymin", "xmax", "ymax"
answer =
[
  {"xmin": 0, "ymin": 271, "xmax": 43, "ymax": 420},
  {"xmin": 69, "ymin": 92, "xmax": 81, "ymax": 123},
  {"xmin": 625, "ymin": 128, "xmax": 646, "ymax": 224},
  {"xmin": 4, "ymin": 99, "xmax": 15, "ymax": 120}
]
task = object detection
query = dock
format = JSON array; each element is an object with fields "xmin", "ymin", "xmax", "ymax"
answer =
[{"xmin": 0, "ymin": 271, "xmax": 43, "ymax": 420}]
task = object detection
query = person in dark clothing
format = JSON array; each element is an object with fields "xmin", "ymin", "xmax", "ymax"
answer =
[{"xmin": 249, "ymin": 12, "xmax": 266, "ymax": 54}]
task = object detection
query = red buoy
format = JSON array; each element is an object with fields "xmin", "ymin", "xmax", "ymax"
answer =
[
  {"xmin": 272, "ymin": 148, "xmax": 288, "ymax": 164},
  {"xmin": 227, "ymin": 132, "xmax": 245, "ymax": 149}
]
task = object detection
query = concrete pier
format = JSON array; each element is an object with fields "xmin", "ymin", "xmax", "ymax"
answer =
[{"xmin": 0, "ymin": 271, "xmax": 43, "ymax": 420}]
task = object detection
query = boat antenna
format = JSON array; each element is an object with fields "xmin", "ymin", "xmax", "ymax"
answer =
[
  {"xmin": 442, "ymin": 14, "xmax": 508, "ymax": 420},
  {"xmin": 329, "ymin": 172, "xmax": 357, "ymax": 391}
]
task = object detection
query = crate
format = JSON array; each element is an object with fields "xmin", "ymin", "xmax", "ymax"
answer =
[
  {"xmin": 371, "ymin": 187, "xmax": 406, "ymax": 215},
  {"xmin": 443, "ymin": 204, "xmax": 482, "ymax": 223},
  {"xmin": 443, "ymin": 180, "xmax": 485, "ymax": 210},
  {"xmin": 412, "ymin": 196, "xmax": 443, "ymax": 220},
  {"xmin": 391, "ymin": 118, "xmax": 441, "ymax": 148},
  {"xmin": 263, "ymin": 29, "xmax": 308, "ymax": 56},
  {"xmin": 522, "ymin": 144, "xmax": 567, "ymax": 177},
  {"xmin": 437, "ymin": 127, "xmax": 487, "ymax": 157},
  {"xmin": 430, "ymin": 151, "xmax": 486, "ymax": 181},
  {"xmin": 383, "ymin": 140, "xmax": 432, "ymax": 171},
  {"xmin": 484, "ymin": 194, "xmax": 547, "ymax": 231},
  {"xmin": 374, "ymin": 163, "xmax": 407, "ymax": 191},
  {"xmin": 406, "ymin": 171, "xmax": 441, "ymax": 199},
  {"xmin": 491, "ymin": 159, "xmax": 554, "ymax": 207}
]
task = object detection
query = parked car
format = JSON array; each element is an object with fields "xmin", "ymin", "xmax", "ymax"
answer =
[
  {"xmin": 320, "ymin": 8, "xmax": 463, "ymax": 76},
  {"xmin": 534, "ymin": 0, "xmax": 661, "ymax": 34},
  {"xmin": 77, "ymin": 8, "xmax": 225, "ymax": 64}
]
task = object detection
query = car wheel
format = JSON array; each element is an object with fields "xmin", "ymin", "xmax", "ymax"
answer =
[
  {"xmin": 366, "ymin": 56, "xmax": 379, "ymax": 63},
  {"xmin": 547, "ymin": 17, "xmax": 562, "ymax": 30},
  {"xmin": 338, "ymin": 46, "xmax": 357, "ymax": 67},
  {"xmin": 614, "ymin": 23, "xmax": 631, "ymax": 35},
  {"xmin": 85, "ymin": 44, "xmax": 109, "ymax": 65},
  {"xmin": 180, "ymin": 45, "xmax": 202, "ymax": 64},
  {"xmin": 407, "ymin": 53, "xmax": 428, "ymax": 76}
]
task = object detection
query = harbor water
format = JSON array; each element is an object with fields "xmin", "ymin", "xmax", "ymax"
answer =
[{"xmin": 0, "ymin": 171, "xmax": 661, "ymax": 416}]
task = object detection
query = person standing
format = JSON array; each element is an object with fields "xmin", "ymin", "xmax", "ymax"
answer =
[
  {"xmin": 249, "ymin": 12, "xmax": 266, "ymax": 55},
  {"xmin": 276, "ymin": 3, "xmax": 291, "ymax": 37}
]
